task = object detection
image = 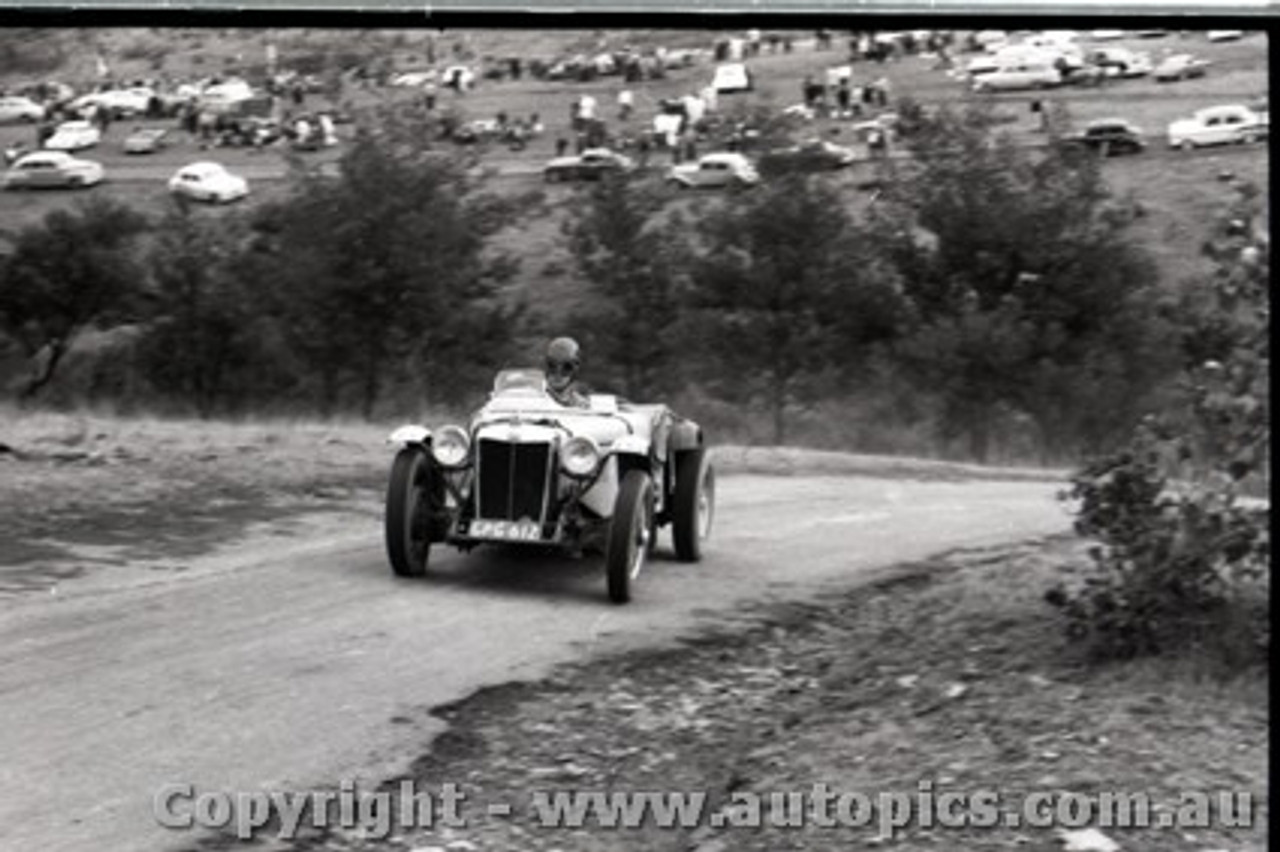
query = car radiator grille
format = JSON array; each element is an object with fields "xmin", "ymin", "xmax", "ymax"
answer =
[{"xmin": 476, "ymin": 440, "xmax": 551, "ymax": 522}]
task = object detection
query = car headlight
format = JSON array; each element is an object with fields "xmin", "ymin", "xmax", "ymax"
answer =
[
  {"xmin": 431, "ymin": 425, "xmax": 470, "ymax": 467},
  {"xmin": 560, "ymin": 436, "xmax": 600, "ymax": 478}
]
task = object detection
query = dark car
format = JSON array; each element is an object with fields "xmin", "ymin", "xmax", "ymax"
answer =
[
  {"xmin": 543, "ymin": 148, "xmax": 636, "ymax": 182},
  {"xmin": 759, "ymin": 139, "xmax": 858, "ymax": 175},
  {"xmin": 1059, "ymin": 120, "xmax": 1146, "ymax": 156}
]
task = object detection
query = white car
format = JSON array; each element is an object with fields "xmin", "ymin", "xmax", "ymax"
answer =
[
  {"xmin": 1167, "ymin": 105, "xmax": 1267, "ymax": 150},
  {"xmin": 972, "ymin": 61, "xmax": 1061, "ymax": 92},
  {"xmin": 43, "ymin": 120, "xmax": 102, "ymax": 151},
  {"xmin": 0, "ymin": 95, "xmax": 46, "ymax": 123},
  {"xmin": 70, "ymin": 87, "xmax": 153, "ymax": 117},
  {"xmin": 3, "ymin": 150, "xmax": 104, "ymax": 189},
  {"xmin": 168, "ymin": 162, "xmax": 250, "ymax": 203},
  {"xmin": 668, "ymin": 152, "xmax": 759, "ymax": 189},
  {"xmin": 1206, "ymin": 30, "xmax": 1245, "ymax": 43},
  {"xmin": 390, "ymin": 70, "xmax": 438, "ymax": 87},
  {"xmin": 711, "ymin": 62, "xmax": 753, "ymax": 94}
]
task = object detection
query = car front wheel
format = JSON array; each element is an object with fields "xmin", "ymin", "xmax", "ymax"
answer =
[
  {"xmin": 385, "ymin": 446, "xmax": 434, "ymax": 578},
  {"xmin": 672, "ymin": 447, "xmax": 715, "ymax": 562},
  {"xmin": 606, "ymin": 470, "xmax": 654, "ymax": 604}
]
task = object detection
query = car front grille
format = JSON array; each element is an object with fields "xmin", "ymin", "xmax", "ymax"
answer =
[{"xmin": 476, "ymin": 439, "xmax": 552, "ymax": 522}]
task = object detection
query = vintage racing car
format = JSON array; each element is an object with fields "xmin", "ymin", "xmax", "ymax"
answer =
[{"xmin": 384, "ymin": 369, "xmax": 715, "ymax": 603}]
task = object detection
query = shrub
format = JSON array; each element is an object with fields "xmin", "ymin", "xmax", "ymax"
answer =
[{"xmin": 1048, "ymin": 187, "xmax": 1270, "ymax": 667}]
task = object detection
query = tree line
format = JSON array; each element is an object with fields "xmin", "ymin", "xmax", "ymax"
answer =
[{"xmin": 0, "ymin": 103, "xmax": 1237, "ymax": 464}]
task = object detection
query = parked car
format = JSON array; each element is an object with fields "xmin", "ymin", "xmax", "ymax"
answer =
[
  {"xmin": 1087, "ymin": 48, "xmax": 1153, "ymax": 77},
  {"xmin": 668, "ymin": 152, "xmax": 759, "ymax": 189},
  {"xmin": 760, "ymin": 138, "xmax": 858, "ymax": 174},
  {"xmin": 167, "ymin": 162, "xmax": 249, "ymax": 203},
  {"xmin": 1060, "ymin": 63, "xmax": 1108, "ymax": 87},
  {"xmin": 0, "ymin": 95, "xmax": 46, "ymax": 123},
  {"xmin": 1152, "ymin": 54, "xmax": 1210, "ymax": 82},
  {"xmin": 1206, "ymin": 30, "xmax": 1244, "ymax": 43},
  {"xmin": 543, "ymin": 148, "xmax": 635, "ymax": 182},
  {"xmin": 43, "ymin": 120, "xmax": 101, "ymax": 151},
  {"xmin": 69, "ymin": 87, "xmax": 153, "ymax": 118},
  {"xmin": 1059, "ymin": 119, "xmax": 1146, "ymax": 156},
  {"xmin": 3, "ymin": 150, "xmax": 104, "ymax": 189},
  {"xmin": 971, "ymin": 60, "xmax": 1061, "ymax": 92},
  {"xmin": 390, "ymin": 70, "xmax": 438, "ymax": 87},
  {"xmin": 711, "ymin": 62, "xmax": 753, "ymax": 93},
  {"xmin": 1167, "ymin": 104, "xmax": 1267, "ymax": 150},
  {"xmin": 122, "ymin": 126, "xmax": 170, "ymax": 154},
  {"xmin": 384, "ymin": 368, "xmax": 715, "ymax": 604}
]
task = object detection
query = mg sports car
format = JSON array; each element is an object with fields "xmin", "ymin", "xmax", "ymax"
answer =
[{"xmin": 384, "ymin": 369, "xmax": 715, "ymax": 603}]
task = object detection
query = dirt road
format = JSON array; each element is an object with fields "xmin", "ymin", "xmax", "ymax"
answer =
[{"xmin": 0, "ymin": 473, "xmax": 1070, "ymax": 851}]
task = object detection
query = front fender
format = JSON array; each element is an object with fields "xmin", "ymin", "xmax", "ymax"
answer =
[
  {"xmin": 669, "ymin": 421, "xmax": 703, "ymax": 452},
  {"xmin": 387, "ymin": 425, "xmax": 431, "ymax": 448}
]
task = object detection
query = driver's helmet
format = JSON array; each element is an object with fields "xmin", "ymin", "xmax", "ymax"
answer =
[{"xmin": 544, "ymin": 337, "xmax": 581, "ymax": 395}]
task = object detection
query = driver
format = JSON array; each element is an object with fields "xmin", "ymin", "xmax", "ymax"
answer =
[{"xmin": 545, "ymin": 337, "xmax": 590, "ymax": 408}]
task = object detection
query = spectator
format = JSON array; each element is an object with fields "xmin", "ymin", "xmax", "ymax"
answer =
[
  {"xmin": 318, "ymin": 112, "xmax": 337, "ymax": 147},
  {"xmin": 556, "ymin": 137, "xmax": 569, "ymax": 157},
  {"xmin": 837, "ymin": 80, "xmax": 852, "ymax": 115},
  {"xmin": 617, "ymin": 88, "xmax": 634, "ymax": 121}
]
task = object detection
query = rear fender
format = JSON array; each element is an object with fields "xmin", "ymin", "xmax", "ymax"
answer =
[{"xmin": 387, "ymin": 425, "xmax": 431, "ymax": 448}]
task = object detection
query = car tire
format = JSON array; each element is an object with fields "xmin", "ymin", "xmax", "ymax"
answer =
[
  {"xmin": 1241, "ymin": 132, "xmax": 1257, "ymax": 145},
  {"xmin": 385, "ymin": 446, "xmax": 434, "ymax": 578},
  {"xmin": 606, "ymin": 470, "xmax": 654, "ymax": 604},
  {"xmin": 672, "ymin": 447, "xmax": 715, "ymax": 562},
  {"xmin": 1179, "ymin": 139, "xmax": 1195, "ymax": 151}
]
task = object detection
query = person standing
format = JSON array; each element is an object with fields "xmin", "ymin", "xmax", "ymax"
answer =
[{"xmin": 617, "ymin": 88, "xmax": 634, "ymax": 121}]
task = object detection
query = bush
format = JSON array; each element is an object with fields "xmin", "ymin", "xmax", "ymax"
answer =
[{"xmin": 1048, "ymin": 188, "xmax": 1270, "ymax": 667}]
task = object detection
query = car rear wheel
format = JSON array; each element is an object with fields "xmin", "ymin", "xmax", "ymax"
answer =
[
  {"xmin": 1241, "ymin": 132, "xmax": 1257, "ymax": 145},
  {"xmin": 386, "ymin": 447, "xmax": 434, "ymax": 578},
  {"xmin": 1179, "ymin": 139, "xmax": 1195, "ymax": 151},
  {"xmin": 606, "ymin": 470, "xmax": 654, "ymax": 604},
  {"xmin": 672, "ymin": 447, "xmax": 715, "ymax": 562}
]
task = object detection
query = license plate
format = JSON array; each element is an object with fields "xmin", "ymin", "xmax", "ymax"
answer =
[{"xmin": 468, "ymin": 518, "xmax": 542, "ymax": 541}]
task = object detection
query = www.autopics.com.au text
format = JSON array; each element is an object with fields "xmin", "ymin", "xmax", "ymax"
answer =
[{"xmin": 154, "ymin": 780, "xmax": 1255, "ymax": 840}]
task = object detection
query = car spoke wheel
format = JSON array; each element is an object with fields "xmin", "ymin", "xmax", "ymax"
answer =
[
  {"xmin": 606, "ymin": 470, "xmax": 653, "ymax": 604},
  {"xmin": 385, "ymin": 447, "xmax": 433, "ymax": 577},
  {"xmin": 672, "ymin": 447, "xmax": 715, "ymax": 562}
]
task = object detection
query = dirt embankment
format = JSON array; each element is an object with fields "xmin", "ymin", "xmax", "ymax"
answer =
[{"xmin": 194, "ymin": 539, "xmax": 1266, "ymax": 852}]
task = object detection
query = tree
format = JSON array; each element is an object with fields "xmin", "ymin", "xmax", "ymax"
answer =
[
  {"xmin": 137, "ymin": 202, "xmax": 271, "ymax": 417},
  {"xmin": 562, "ymin": 174, "xmax": 686, "ymax": 400},
  {"xmin": 875, "ymin": 104, "xmax": 1175, "ymax": 460},
  {"xmin": 0, "ymin": 197, "xmax": 147, "ymax": 400},
  {"xmin": 686, "ymin": 174, "xmax": 905, "ymax": 444},
  {"xmin": 249, "ymin": 119, "xmax": 522, "ymax": 417}
]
